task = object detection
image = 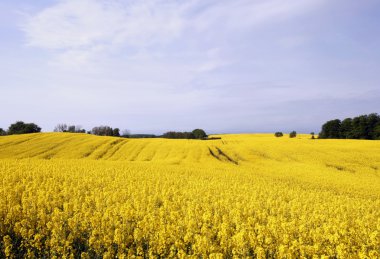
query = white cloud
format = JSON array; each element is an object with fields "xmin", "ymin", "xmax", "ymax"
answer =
[
  {"xmin": 14, "ymin": 0, "xmax": 355, "ymax": 133},
  {"xmin": 22, "ymin": 0, "xmax": 184, "ymax": 51},
  {"xmin": 22, "ymin": 0, "xmax": 325, "ymax": 55}
]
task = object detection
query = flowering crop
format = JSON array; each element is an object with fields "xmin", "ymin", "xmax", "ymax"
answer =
[{"xmin": 0, "ymin": 133, "xmax": 379, "ymax": 257}]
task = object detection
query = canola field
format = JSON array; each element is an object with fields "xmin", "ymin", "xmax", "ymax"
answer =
[{"xmin": 0, "ymin": 133, "xmax": 379, "ymax": 258}]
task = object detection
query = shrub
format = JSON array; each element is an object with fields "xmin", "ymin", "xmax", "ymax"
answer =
[
  {"xmin": 289, "ymin": 131, "xmax": 297, "ymax": 138},
  {"xmin": 274, "ymin": 132, "xmax": 283, "ymax": 137}
]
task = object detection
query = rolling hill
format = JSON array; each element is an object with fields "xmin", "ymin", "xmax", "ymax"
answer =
[{"xmin": 0, "ymin": 133, "xmax": 379, "ymax": 257}]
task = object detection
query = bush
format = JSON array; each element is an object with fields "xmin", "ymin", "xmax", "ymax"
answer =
[
  {"xmin": 0, "ymin": 128, "xmax": 6, "ymax": 136},
  {"xmin": 7, "ymin": 121, "xmax": 41, "ymax": 135},
  {"xmin": 289, "ymin": 131, "xmax": 297, "ymax": 138},
  {"xmin": 274, "ymin": 132, "xmax": 283, "ymax": 137}
]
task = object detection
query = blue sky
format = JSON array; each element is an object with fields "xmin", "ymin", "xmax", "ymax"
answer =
[{"xmin": 1, "ymin": 0, "xmax": 379, "ymax": 134}]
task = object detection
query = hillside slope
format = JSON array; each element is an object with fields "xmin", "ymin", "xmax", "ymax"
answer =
[
  {"xmin": 1, "ymin": 133, "xmax": 380, "ymax": 257},
  {"xmin": 0, "ymin": 133, "xmax": 379, "ymax": 169}
]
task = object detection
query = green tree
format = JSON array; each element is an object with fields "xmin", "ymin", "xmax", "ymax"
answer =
[
  {"xmin": 113, "ymin": 128, "xmax": 120, "ymax": 137},
  {"xmin": 7, "ymin": 121, "xmax": 41, "ymax": 135},
  {"xmin": 192, "ymin": 129, "xmax": 207, "ymax": 139},
  {"xmin": 274, "ymin": 132, "xmax": 283, "ymax": 137},
  {"xmin": 319, "ymin": 113, "xmax": 380, "ymax": 139},
  {"xmin": 0, "ymin": 128, "xmax": 6, "ymax": 136},
  {"xmin": 374, "ymin": 124, "xmax": 380, "ymax": 140},
  {"xmin": 319, "ymin": 119, "xmax": 341, "ymax": 139},
  {"xmin": 289, "ymin": 131, "xmax": 297, "ymax": 138},
  {"xmin": 340, "ymin": 118, "xmax": 353, "ymax": 139}
]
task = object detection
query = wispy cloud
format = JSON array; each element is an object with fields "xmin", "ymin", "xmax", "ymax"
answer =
[
  {"xmin": 3, "ymin": 0, "xmax": 377, "ymax": 133},
  {"xmin": 22, "ymin": 0, "xmax": 325, "ymax": 64}
]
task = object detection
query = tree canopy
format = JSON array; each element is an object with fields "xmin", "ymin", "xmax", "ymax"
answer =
[
  {"xmin": 162, "ymin": 129, "xmax": 207, "ymax": 139},
  {"xmin": 274, "ymin": 132, "xmax": 283, "ymax": 137},
  {"xmin": 319, "ymin": 113, "xmax": 380, "ymax": 140},
  {"xmin": 7, "ymin": 121, "xmax": 41, "ymax": 135},
  {"xmin": 289, "ymin": 131, "xmax": 297, "ymax": 138},
  {"xmin": 192, "ymin": 129, "xmax": 207, "ymax": 139}
]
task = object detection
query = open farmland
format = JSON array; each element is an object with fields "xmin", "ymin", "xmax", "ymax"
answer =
[{"xmin": 0, "ymin": 133, "xmax": 379, "ymax": 258}]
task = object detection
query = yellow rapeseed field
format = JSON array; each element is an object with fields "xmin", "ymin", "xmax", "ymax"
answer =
[{"xmin": 0, "ymin": 133, "xmax": 379, "ymax": 258}]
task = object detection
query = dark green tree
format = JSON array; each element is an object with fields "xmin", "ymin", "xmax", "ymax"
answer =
[
  {"xmin": 319, "ymin": 113, "xmax": 380, "ymax": 139},
  {"xmin": 0, "ymin": 128, "xmax": 6, "ymax": 136},
  {"xmin": 374, "ymin": 124, "xmax": 380, "ymax": 140},
  {"xmin": 289, "ymin": 131, "xmax": 297, "ymax": 138},
  {"xmin": 319, "ymin": 119, "xmax": 341, "ymax": 139},
  {"xmin": 274, "ymin": 132, "xmax": 283, "ymax": 137},
  {"xmin": 7, "ymin": 121, "xmax": 41, "ymax": 135},
  {"xmin": 162, "ymin": 131, "xmax": 196, "ymax": 139},
  {"xmin": 340, "ymin": 118, "xmax": 353, "ymax": 139},
  {"xmin": 367, "ymin": 113, "xmax": 380, "ymax": 139},
  {"xmin": 192, "ymin": 129, "xmax": 207, "ymax": 139},
  {"xmin": 113, "ymin": 128, "xmax": 120, "ymax": 137}
]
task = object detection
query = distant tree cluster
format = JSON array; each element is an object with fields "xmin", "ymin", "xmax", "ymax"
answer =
[
  {"xmin": 162, "ymin": 129, "xmax": 207, "ymax": 139},
  {"xmin": 91, "ymin": 126, "xmax": 120, "ymax": 137},
  {"xmin": 319, "ymin": 113, "xmax": 380, "ymax": 140},
  {"xmin": 127, "ymin": 134, "xmax": 157, "ymax": 138},
  {"xmin": 54, "ymin": 124, "xmax": 86, "ymax": 133},
  {"xmin": 3, "ymin": 121, "xmax": 42, "ymax": 135},
  {"xmin": 274, "ymin": 131, "xmax": 297, "ymax": 138}
]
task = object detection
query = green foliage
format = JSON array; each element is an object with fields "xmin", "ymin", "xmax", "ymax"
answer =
[
  {"xmin": 162, "ymin": 131, "xmax": 195, "ymax": 139},
  {"xmin": 0, "ymin": 128, "xmax": 6, "ymax": 136},
  {"xmin": 162, "ymin": 129, "xmax": 207, "ymax": 139},
  {"xmin": 289, "ymin": 131, "xmax": 297, "ymax": 138},
  {"xmin": 113, "ymin": 128, "xmax": 120, "ymax": 137},
  {"xmin": 319, "ymin": 119, "xmax": 341, "ymax": 139},
  {"xmin": 7, "ymin": 121, "xmax": 41, "ymax": 135},
  {"xmin": 374, "ymin": 124, "xmax": 380, "ymax": 140},
  {"xmin": 127, "ymin": 134, "xmax": 156, "ymax": 138},
  {"xmin": 274, "ymin": 132, "xmax": 283, "ymax": 137},
  {"xmin": 319, "ymin": 113, "xmax": 380, "ymax": 140},
  {"xmin": 192, "ymin": 129, "xmax": 207, "ymax": 139}
]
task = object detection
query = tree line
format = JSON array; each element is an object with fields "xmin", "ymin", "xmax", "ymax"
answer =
[
  {"xmin": 54, "ymin": 124, "xmax": 121, "ymax": 137},
  {"xmin": 319, "ymin": 113, "xmax": 380, "ymax": 140},
  {"xmin": 3, "ymin": 114, "xmax": 378, "ymax": 140},
  {"xmin": 162, "ymin": 129, "xmax": 207, "ymax": 139},
  {"xmin": 0, "ymin": 121, "xmax": 41, "ymax": 135},
  {"xmin": 0, "ymin": 121, "xmax": 208, "ymax": 139}
]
